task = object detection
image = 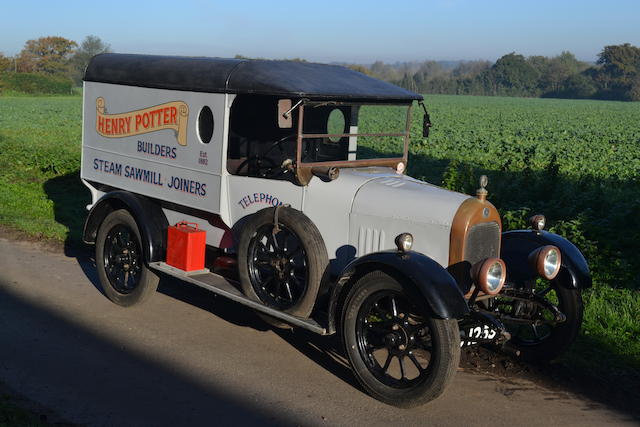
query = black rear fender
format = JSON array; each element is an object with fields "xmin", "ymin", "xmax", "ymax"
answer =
[{"xmin": 83, "ymin": 191, "xmax": 168, "ymax": 263}]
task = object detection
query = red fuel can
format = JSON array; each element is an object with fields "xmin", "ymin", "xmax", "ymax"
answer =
[{"xmin": 166, "ymin": 222, "xmax": 206, "ymax": 271}]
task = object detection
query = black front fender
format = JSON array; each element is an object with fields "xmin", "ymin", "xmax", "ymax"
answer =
[
  {"xmin": 326, "ymin": 250, "xmax": 469, "ymax": 334},
  {"xmin": 501, "ymin": 230, "xmax": 591, "ymax": 289},
  {"xmin": 83, "ymin": 191, "xmax": 168, "ymax": 263}
]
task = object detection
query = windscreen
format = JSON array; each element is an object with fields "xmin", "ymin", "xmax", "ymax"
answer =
[{"xmin": 299, "ymin": 103, "xmax": 409, "ymax": 164}]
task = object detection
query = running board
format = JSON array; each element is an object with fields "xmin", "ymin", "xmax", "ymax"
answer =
[{"xmin": 148, "ymin": 262, "xmax": 327, "ymax": 335}]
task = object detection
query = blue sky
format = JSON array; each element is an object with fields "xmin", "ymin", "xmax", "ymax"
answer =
[{"xmin": 1, "ymin": 0, "xmax": 639, "ymax": 63}]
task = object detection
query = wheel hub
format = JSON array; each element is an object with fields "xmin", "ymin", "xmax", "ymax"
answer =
[
  {"xmin": 384, "ymin": 324, "xmax": 410, "ymax": 352},
  {"xmin": 514, "ymin": 300, "xmax": 538, "ymax": 319},
  {"xmin": 270, "ymin": 256, "xmax": 290, "ymax": 278},
  {"xmin": 384, "ymin": 333, "xmax": 399, "ymax": 347}
]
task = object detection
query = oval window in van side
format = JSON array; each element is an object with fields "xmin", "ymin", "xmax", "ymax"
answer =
[{"xmin": 197, "ymin": 106, "xmax": 214, "ymax": 144}]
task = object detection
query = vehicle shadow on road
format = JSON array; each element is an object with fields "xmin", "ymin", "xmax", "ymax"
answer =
[
  {"xmin": 157, "ymin": 274, "xmax": 272, "ymax": 331},
  {"xmin": 0, "ymin": 284, "xmax": 294, "ymax": 426},
  {"xmin": 271, "ymin": 328, "xmax": 361, "ymax": 390},
  {"xmin": 155, "ymin": 275, "xmax": 362, "ymax": 391}
]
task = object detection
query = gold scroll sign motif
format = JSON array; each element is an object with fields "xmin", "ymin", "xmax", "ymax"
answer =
[{"xmin": 95, "ymin": 97, "xmax": 189, "ymax": 146}]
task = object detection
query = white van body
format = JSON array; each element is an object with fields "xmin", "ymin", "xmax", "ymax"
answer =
[{"xmin": 81, "ymin": 70, "xmax": 474, "ymax": 268}]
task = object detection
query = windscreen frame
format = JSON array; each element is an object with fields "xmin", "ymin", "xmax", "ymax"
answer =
[{"xmin": 294, "ymin": 100, "xmax": 413, "ymax": 169}]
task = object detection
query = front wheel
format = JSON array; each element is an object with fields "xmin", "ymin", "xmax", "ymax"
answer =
[
  {"xmin": 501, "ymin": 276, "xmax": 583, "ymax": 362},
  {"xmin": 341, "ymin": 271, "xmax": 460, "ymax": 408}
]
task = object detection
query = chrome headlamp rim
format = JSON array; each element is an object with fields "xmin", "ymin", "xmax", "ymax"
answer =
[
  {"xmin": 472, "ymin": 257, "xmax": 506, "ymax": 296},
  {"xmin": 528, "ymin": 245, "xmax": 562, "ymax": 280}
]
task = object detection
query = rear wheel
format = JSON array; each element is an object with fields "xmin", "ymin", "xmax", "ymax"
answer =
[
  {"xmin": 96, "ymin": 209, "xmax": 159, "ymax": 306},
  {"xmin": 238, "ymin": 207, "xmax": 328, "ymax": 325},
  {"xmin": 341, "ymin": 271, "xmax": 460, "ymax": 407}
]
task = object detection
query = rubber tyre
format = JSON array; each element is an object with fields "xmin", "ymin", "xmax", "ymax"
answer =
[
  {"xmin": 96, "ymin": 209, "xmax": 159, "ymax": 306},
  {"xmin": 507, "ymin": 280, "xmax": 583, "ymax": 362},
  {"xmin": 341, "ymin": 271, "xmax": 460, "ymax": 408},
  {"xmin": 238, "ymin": 207, "xmax": 328, "ymax": 323}
]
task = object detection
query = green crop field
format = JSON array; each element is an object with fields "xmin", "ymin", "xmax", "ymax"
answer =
[{"xmin": 0, "ymin": 94, "xmax": 638, "ymax": 394}]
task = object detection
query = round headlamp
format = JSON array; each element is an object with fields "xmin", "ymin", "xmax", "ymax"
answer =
[
  {"xmin": 395, "ymin": 233, "xmax": 413, "ymax": 252},
  {"xmin": 528, "ymin": 245, "xmax": 561, "ymax": 280},
  {"xmin": 471, "ymin": 258, "xmax": 506, "ymax": 295},
  {"xmin": 529, "ymin": 214, "xmax": 546, "ymax": 231}
]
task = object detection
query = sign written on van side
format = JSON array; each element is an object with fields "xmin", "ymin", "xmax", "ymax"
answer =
[{"xmin": 95, "ymin": 97, "xmax": 190, "ymax": 145}]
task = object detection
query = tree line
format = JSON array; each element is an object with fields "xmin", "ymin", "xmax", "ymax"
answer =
[
  {"xmin": 0, "ymin": 36, "xmax": 110, "ymax": 94},
  {"xmin": 2, "ymin": 36, "xmax": 639, "ymax": 101},
  {"xmin": 348, "ymin": 44, "xmax": 640, "ymax": 101}
]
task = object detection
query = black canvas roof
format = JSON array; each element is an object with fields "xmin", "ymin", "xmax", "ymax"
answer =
[{"xmin": 84, "ymin": 53, "xmax": 422, "ymax": 103}]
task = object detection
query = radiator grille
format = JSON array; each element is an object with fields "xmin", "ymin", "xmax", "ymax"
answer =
[{"xmin": 464, "ymin": 221, "xmax": 500, "ymax": 265}]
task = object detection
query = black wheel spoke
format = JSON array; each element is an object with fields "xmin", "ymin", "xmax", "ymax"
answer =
[
  {"xmin": 290, "ymin": 274, "xmax": 304, "ymax": 293},
  {"xmin": 256, "ymin": 240, "xmax": 270, "ymax": 253},
  {"xmin": 255, "ymin": 251, "xmax": 272, "ymax": 266},
  {"xmin": 390, "ymin": 297, "xmax": 399, "ymax": 317},
  {"xmin": 272, "ymin": 231, "xmax": 281, "ymax": 250},
  {"xmin": 398, "ymin": 356, "xmax": 407, "ymax": 379},
  {"xmin": 262, "ymin": 275, "xmax": 275, "ymax": 292},
  {"xmin": 367, "ymin": 341, "xmax": 386, "ymax": 351},
  {"xmin": 381, "ymin": 352, "xmax": 393, "ymax": 372},
  {"xmin": 283, "ymin": 281, "xmax": 294, "ymax": 301},
  {"xmin": 255, "ymin": 250, "xmax": 271, "ymax": 262},
  {"xmin": 408, "ymin": 352, "xmax": 424, "ymax": 371},
  {"xmin": 256, "ymin": 263, "xmax": 273, "ymax": 276},
  {"xmin": 116, "ymin": 269, "xmax": 125, "ymax": 288},
  {"xmin": 531, "ymin": 324, "xmax": 540, "ymax": 340},
  {"xmin": 423, "ymin": 344, "xmax": 433, "ymax": 352},
  {"xmin": 116, "ymin": 232, "xmax": 127, "ymax": 250},
  {"xmin": 265, "ymin": 233, "xmax": 276, "ymax": 251},
  {"xmin": 372, "ymin": 303, "xmax": 388, "ymax": 319},
  {"xmin": 270, "ymin": 278, "xmax": 283, "ymax": 299},
  {"xmin": 292, "ymin": 272, "xmax": 306, "ymax": 286},
  {"xmin": 416, "ymin": 340, "xmax": 433, "ymax": 352},
  {"xmin": 255, "ymin": 258, "xmax": 271, "ymax": 266}
]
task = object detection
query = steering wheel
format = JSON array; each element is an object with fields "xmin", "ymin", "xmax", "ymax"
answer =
[
  {"xmin": 263, "ymin": 134, "xmax": 296, "ymax": 157},
  {"xmin": 234, "ymin": 134, "xmax": 296, "ymax": 178},
  {"xmin": 235, "ymin": 156, "xmax": 281, "ymax": 178}
]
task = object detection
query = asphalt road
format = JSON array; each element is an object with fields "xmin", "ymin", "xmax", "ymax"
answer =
[{"xmin": 0, "ymin": 236, "xmax": 635, "ymax": 427}]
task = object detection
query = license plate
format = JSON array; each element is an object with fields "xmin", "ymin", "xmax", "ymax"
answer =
[{"xmin": 460, "ymin": 325, "xmax": 498, "ymax": 347}]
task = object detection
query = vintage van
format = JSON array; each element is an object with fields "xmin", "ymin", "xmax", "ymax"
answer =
[{"xmin": 81, "ymin": 53, "xmax": 590, "ymax": 407}]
